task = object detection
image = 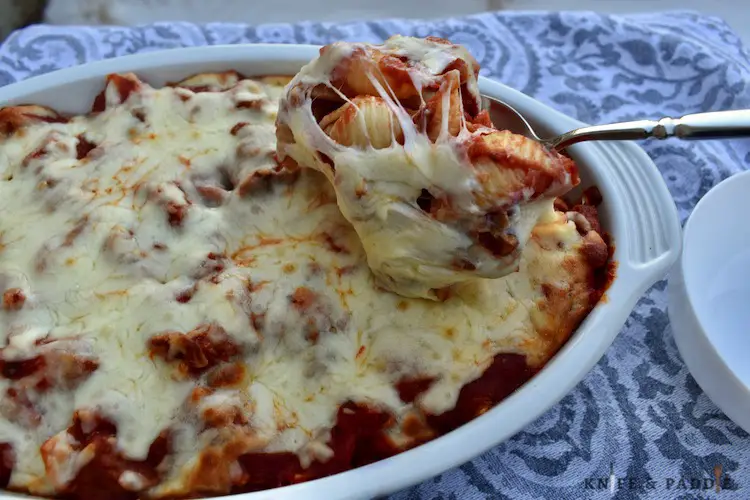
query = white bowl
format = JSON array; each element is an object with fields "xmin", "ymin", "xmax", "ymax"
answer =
[
  {"xmin": 669, "ymin": 170, "xmax": 750, "ymax": 435},
  {"xmin": 0, "ymin": 45, "xmax": 682, "ymax": 500}
]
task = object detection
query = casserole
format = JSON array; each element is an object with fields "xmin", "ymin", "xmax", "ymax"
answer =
[{"xmin": 0, "ymin": 44, "xmax": 681, "ymax": 500}]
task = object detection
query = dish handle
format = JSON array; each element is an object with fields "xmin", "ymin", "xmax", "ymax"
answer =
[{"xmin": 594, "ymin": 141, "xmax": 683, "ymax": 287}]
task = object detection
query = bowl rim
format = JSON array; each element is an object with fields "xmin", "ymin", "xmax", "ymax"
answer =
[{"xmin": 0, "ymin": 44, "xmax": 681, "ymax": 500}]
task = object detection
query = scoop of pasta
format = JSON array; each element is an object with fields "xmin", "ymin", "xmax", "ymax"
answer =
[{"xmin": 276, "ymin": 35, "xmax": 579, "ymax": 300}]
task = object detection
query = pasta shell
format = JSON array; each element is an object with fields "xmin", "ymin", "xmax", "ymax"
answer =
[
  {"xmin": 321, "ymin": 96, "xmax": 403, "ymax": 149},
  {"xmin": 425, "ymin": 71, "xmax": 462, "ymax": 142},
  {"xmin": 466, "ymin": 130, "xmax": 579, "ymax": 207},
  {"xmin": 331, "ymin": 48, "xmax": 418, "ymax": 100}
]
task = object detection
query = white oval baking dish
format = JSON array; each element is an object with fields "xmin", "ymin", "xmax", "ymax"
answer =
[{"xmin": 0, "ymin": 44, "xmax": 682, "ymax": 500}]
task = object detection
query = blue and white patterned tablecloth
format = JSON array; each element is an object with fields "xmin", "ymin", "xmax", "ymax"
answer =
[{"xmin": 1, "ymin": 10, "xmax": 749, "ymax": 500}]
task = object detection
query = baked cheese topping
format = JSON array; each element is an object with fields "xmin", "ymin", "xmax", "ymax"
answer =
[
  {"xmin": 0, "ymin": 70, "xmax": 605, "ymax": 498},
  {"xmin": 277, "ymin": 36, "xmax": 579, "ymax": 300}
]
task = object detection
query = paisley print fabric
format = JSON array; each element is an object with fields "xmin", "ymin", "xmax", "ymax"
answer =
[{"xmin": 1, "ymin": 11, "xmax": 749, "ymax": 499}]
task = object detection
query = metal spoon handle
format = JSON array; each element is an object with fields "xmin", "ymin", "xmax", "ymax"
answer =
[{"xmin": 549, "ymin": 109, "xmax": 750, "ymax": 150}]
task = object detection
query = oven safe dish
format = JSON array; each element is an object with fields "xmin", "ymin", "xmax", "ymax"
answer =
[
  {"xmin": 0, "ymin": 43, "xmax": 681, "ymax": 500},
  {"xmin": 0, "ymin": 40, "xmax": 608, "ymax": 497}
]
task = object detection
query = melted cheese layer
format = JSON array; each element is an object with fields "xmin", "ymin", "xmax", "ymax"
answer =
[{"xmin": 0, "ymin": 73, "xmax": 597, "ymax": 498}]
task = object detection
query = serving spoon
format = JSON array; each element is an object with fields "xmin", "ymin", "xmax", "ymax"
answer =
[{"xmin": 482, "ymin": 95, "xmax": 750, "ymax": 151}]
